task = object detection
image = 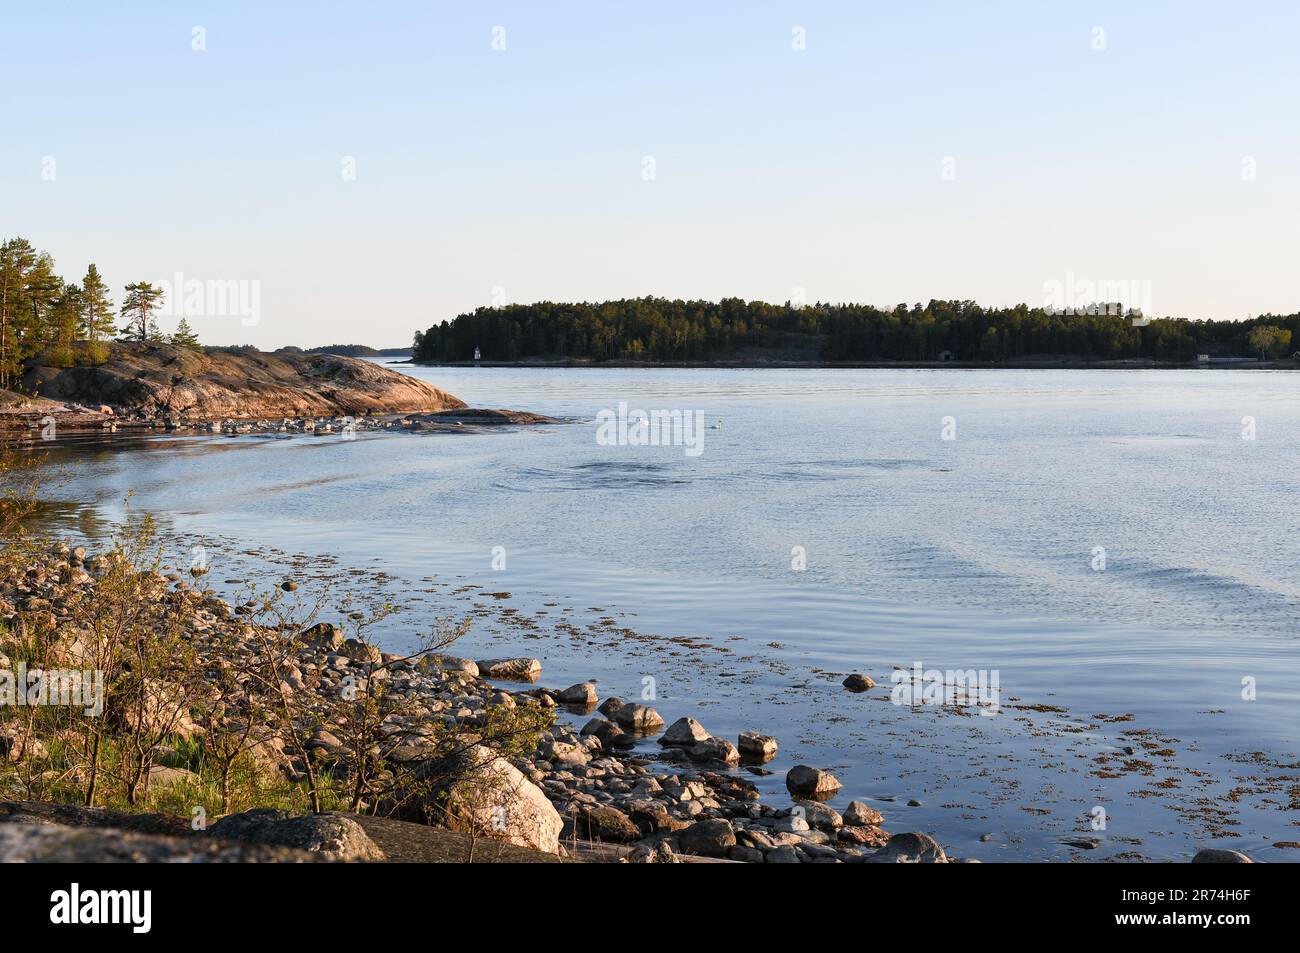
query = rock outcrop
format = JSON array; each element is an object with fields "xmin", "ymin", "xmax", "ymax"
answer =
[
  {"xmin": 19, "ymin": 342, "xmax": 464, "ymax": 422},
  {"xmin": 208, "ymin": 809, "xmax": 386, "ymax": 861}
]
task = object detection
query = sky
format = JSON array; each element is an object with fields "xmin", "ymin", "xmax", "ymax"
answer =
[{"xmin": 2, "ymin": 1, "xmax": 1298, "ymax": 348}]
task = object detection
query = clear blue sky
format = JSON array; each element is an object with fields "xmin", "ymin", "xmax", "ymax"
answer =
[{"xmin": 2, "ymin": 1, "xmax": 1297, "ymax": 347}]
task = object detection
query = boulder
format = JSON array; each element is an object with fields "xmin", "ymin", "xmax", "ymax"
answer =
[
  {"xmin": 838, "ymin": 825, "xmax": 891, "ymax": 847},
  {"xmin": 541, "ymin": 740, "xmax": 590, "ymax": 767},
  {"xmin": 571, "ymin": 805, "xmax": 640, "ymax": 844},
  {"xmin": 626, "ymin": 841, "xmax": 680, "ymax": 864},
  {"xmin": 677, "ymin": 819, "xmax": 736, "ymax": 858},
  {"xmin": 477, "ymin": 658, "xmax": 543, "ymax": 682},
  {"xmin": 737, "ymin": 730, "xmax": 777, "ymax": 761},
  {"xmin": 579, "ymin": 717, "xmax": 625, "ymax": 747},
  {"xmin": 300, "ymin": 622, "xmax": 344, "ymax": 651},
  {"xmin": 147, "ymin": 766, "xmax": 201, "ymax": 789},
  {"xmin": 419, "ymin": 654, "xmax": 479, "ymax": 678},
  {"xmin": 794, "ymin": 800, "xmax": 843, "ymax": 831},
  {"xmin": 400, "ymin": 745, "xmax": 563, "ymax": 854},
  {"xmin": 208, "ymin": 809, "xmax": 385, "ymax": 861},
  {"xmin": 339, "ymin": 638, "xmax": 383, "ymax": 666},
  {"xmin": 1192, "ymin": 848, "xmax": 1254, "ymax": 863},
  {"xmin": 627, "ymin": 801, "xmax": 677, "ymax": 836},
  {"xmin": 865, "ymin": 832, "xmax": 948, "ymax": 863},
  {"xmin": 659, "ymin": 716, "xmax": 711, "ymax": 747},
  {"xmin": 843, "ymin": 799, "xmax": 884, "ymax": 827},
  {"xmin": 688, "ymin": 736, "xmax": 740, "ymax": 765},
  {"xmin": 785, "ymin": 765, "xmax": 842, "ymax": 800},
  {"xmin": 773, "ymin": 814, "xmax": 809, "ymax": 833},
  {"xmin": 842, "ymin": 673, "xmax": 875, "ymax": 692},
  {"xmin": 613, "ymin": 704, "xmax": 664, "ymax": 733},
  {"xmin": 557, "ymin": 682, "xmax": 598, "ymax": 706}
]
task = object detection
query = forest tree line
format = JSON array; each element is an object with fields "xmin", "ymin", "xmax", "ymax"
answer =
[
  {"xmin": 412, "ymin": 298, "xmax": 1297, "ymax": 364},
  {"xmin": 0, "ymin": 236, "xmax": 199, "ymax": 389}
]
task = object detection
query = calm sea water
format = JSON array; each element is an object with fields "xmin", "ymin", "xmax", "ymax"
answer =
[{"xmin": 29, "ymin": 366, "xmax": 1300, "ymax": 861}]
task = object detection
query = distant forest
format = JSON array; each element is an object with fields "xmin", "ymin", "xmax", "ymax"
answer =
[{"xmin": 412, "ymin": 298, "xmax": 1298, "ymax": 364}]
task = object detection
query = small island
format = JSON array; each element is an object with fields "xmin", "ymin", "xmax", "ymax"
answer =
[{"xmin": 411, "ymin": 297, "xmax": 1300, "ymax": 367}]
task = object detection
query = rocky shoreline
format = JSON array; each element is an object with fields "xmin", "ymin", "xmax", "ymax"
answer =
[
  {"xmin": 0, "ymin": 406, "xmax": 559, "ymax": 437},
  {"xmin": 1, "ymin": 342, "xmax": 551, "ymax": 435},
  {"xmin": 0, "ymin": 543, "xmax": 1261, "ymax": 864},
  {"xmin": 0, "ymin": 542, "xmax": 968, "ymax": 864}
]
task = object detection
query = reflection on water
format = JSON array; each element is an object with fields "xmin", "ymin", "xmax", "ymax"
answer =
[{"xmin": 20, "ymin": 366, "xmax": 1300, "ymax": 862}]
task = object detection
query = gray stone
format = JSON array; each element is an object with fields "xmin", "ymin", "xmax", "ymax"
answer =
[
  {"xmin": 688, "ymin": 736, "xmax": 740, "ymax": 765},
  {"xmin": 572, "ymin": 805, "xmax": 640, "ymax": 844},
  {"xmin": 677, "ymin": 818, "xmax": 736, "ymax": 858},
  {"xmin": 659, "ymin": 716, "xmax": 711, "ymax": 747},
  {"xmin": 1192, "ymin": 848, "xmax": 1254, "ymax": 863},
  {"xmin": 300, "ymin": 622, "xmax": 343, "ymax": 651},
  {"xmin": 765, "ymin": 845, "xmax": 800, "ymax": 863},
  {"xmin": 613, "ymin": 704, "xmax": 664, "ymax": 733},
  {"xmin": 477, "ymin": 657, "xmax": 543, "ymax": 682},
  {"xmin": 390, "ymin": 744, "xmax": 563, "ymax": 854},
  {"xmin": 339, "ymin": 638, "xmax": 383, "ymax": 666},
  {"xmin": 557, "ymin": 682, "xmax": 598, "ymax": 706},
  {"xmin": 794, "ymin": 800, "xmax": 843, "ymax": 831},
  {"xmin": 843, "ymin": 799, "xmax": 884, "ymax": 827},
  {"xmin": 865, "ymin": 831, "xmax": 948, "ymax": 863},
  {"xmin": 737, "ymin": 731, "xmax": 778, "ymax": 761},
  {"xmin": 579, "ymin": 717, "xmax": 625, "ymax": 747},
  {"xmin": 209, "ymin": 809, "xmax": 385, "ymax": 861},
  {"xmin": 419, "ymin": 654, "xmax": 479, "ymax": 678},
  {"xmin": 785, "ymin": 764, "xmax": 842, "ymax": 800}
]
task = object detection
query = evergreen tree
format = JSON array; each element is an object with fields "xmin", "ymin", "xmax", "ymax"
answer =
[
  {"xmin": 0, "ymin": 238, "xmax": 37, "ymax": 388},
  {"xmin": 47, "ymin": 283, "xmax": 84, "ymax": 366},
  {"xmin": 21, "ymin": 253, "xmax": 62, "ymax": 362},
  {"xmin": 52, "ymin": 283, "xmax": 83, "ymax": 345},
  {"xmin": 81, "ymin": 263, "xmax": 115, "ymax": 342},
  {"xmin": 120, "ymin": 281, "xmax": 164, "ymax": 342},
  {"xmin": 170, "ymin": 317, "xmax": 201, "ymax": 350}
]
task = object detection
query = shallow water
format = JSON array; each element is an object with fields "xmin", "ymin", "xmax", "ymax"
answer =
[{"xmin": 25, "ymin": 366, "xmax": 1300, "ymax": 861}]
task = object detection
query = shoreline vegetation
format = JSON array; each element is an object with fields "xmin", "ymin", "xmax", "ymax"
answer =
[{"xmin": 411, "ymin": 297, "xmax": 1300, "ymax": 366}]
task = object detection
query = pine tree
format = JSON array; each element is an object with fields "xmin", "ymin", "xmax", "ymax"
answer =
[
  {"xmin": 170, "ymin": 317, "xmax": 201, "ymax": 350},
  {"xmin": 120, "ymin": 281, "xmax": 164, "ymax": 342},
  {"xmin": 48, "ymin": 283, "xmax": 84, "ymax": 366},
  {"xmin": 21, "ymin": 253, "xmax": 62, "ymax": 361},
  {"xmin": 0, "ymin": 238, "xmax": 37, "ymax": 388},
  {"xmin": 81, "ymin": 264, "xmax": 115, "ymax": 342}
]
